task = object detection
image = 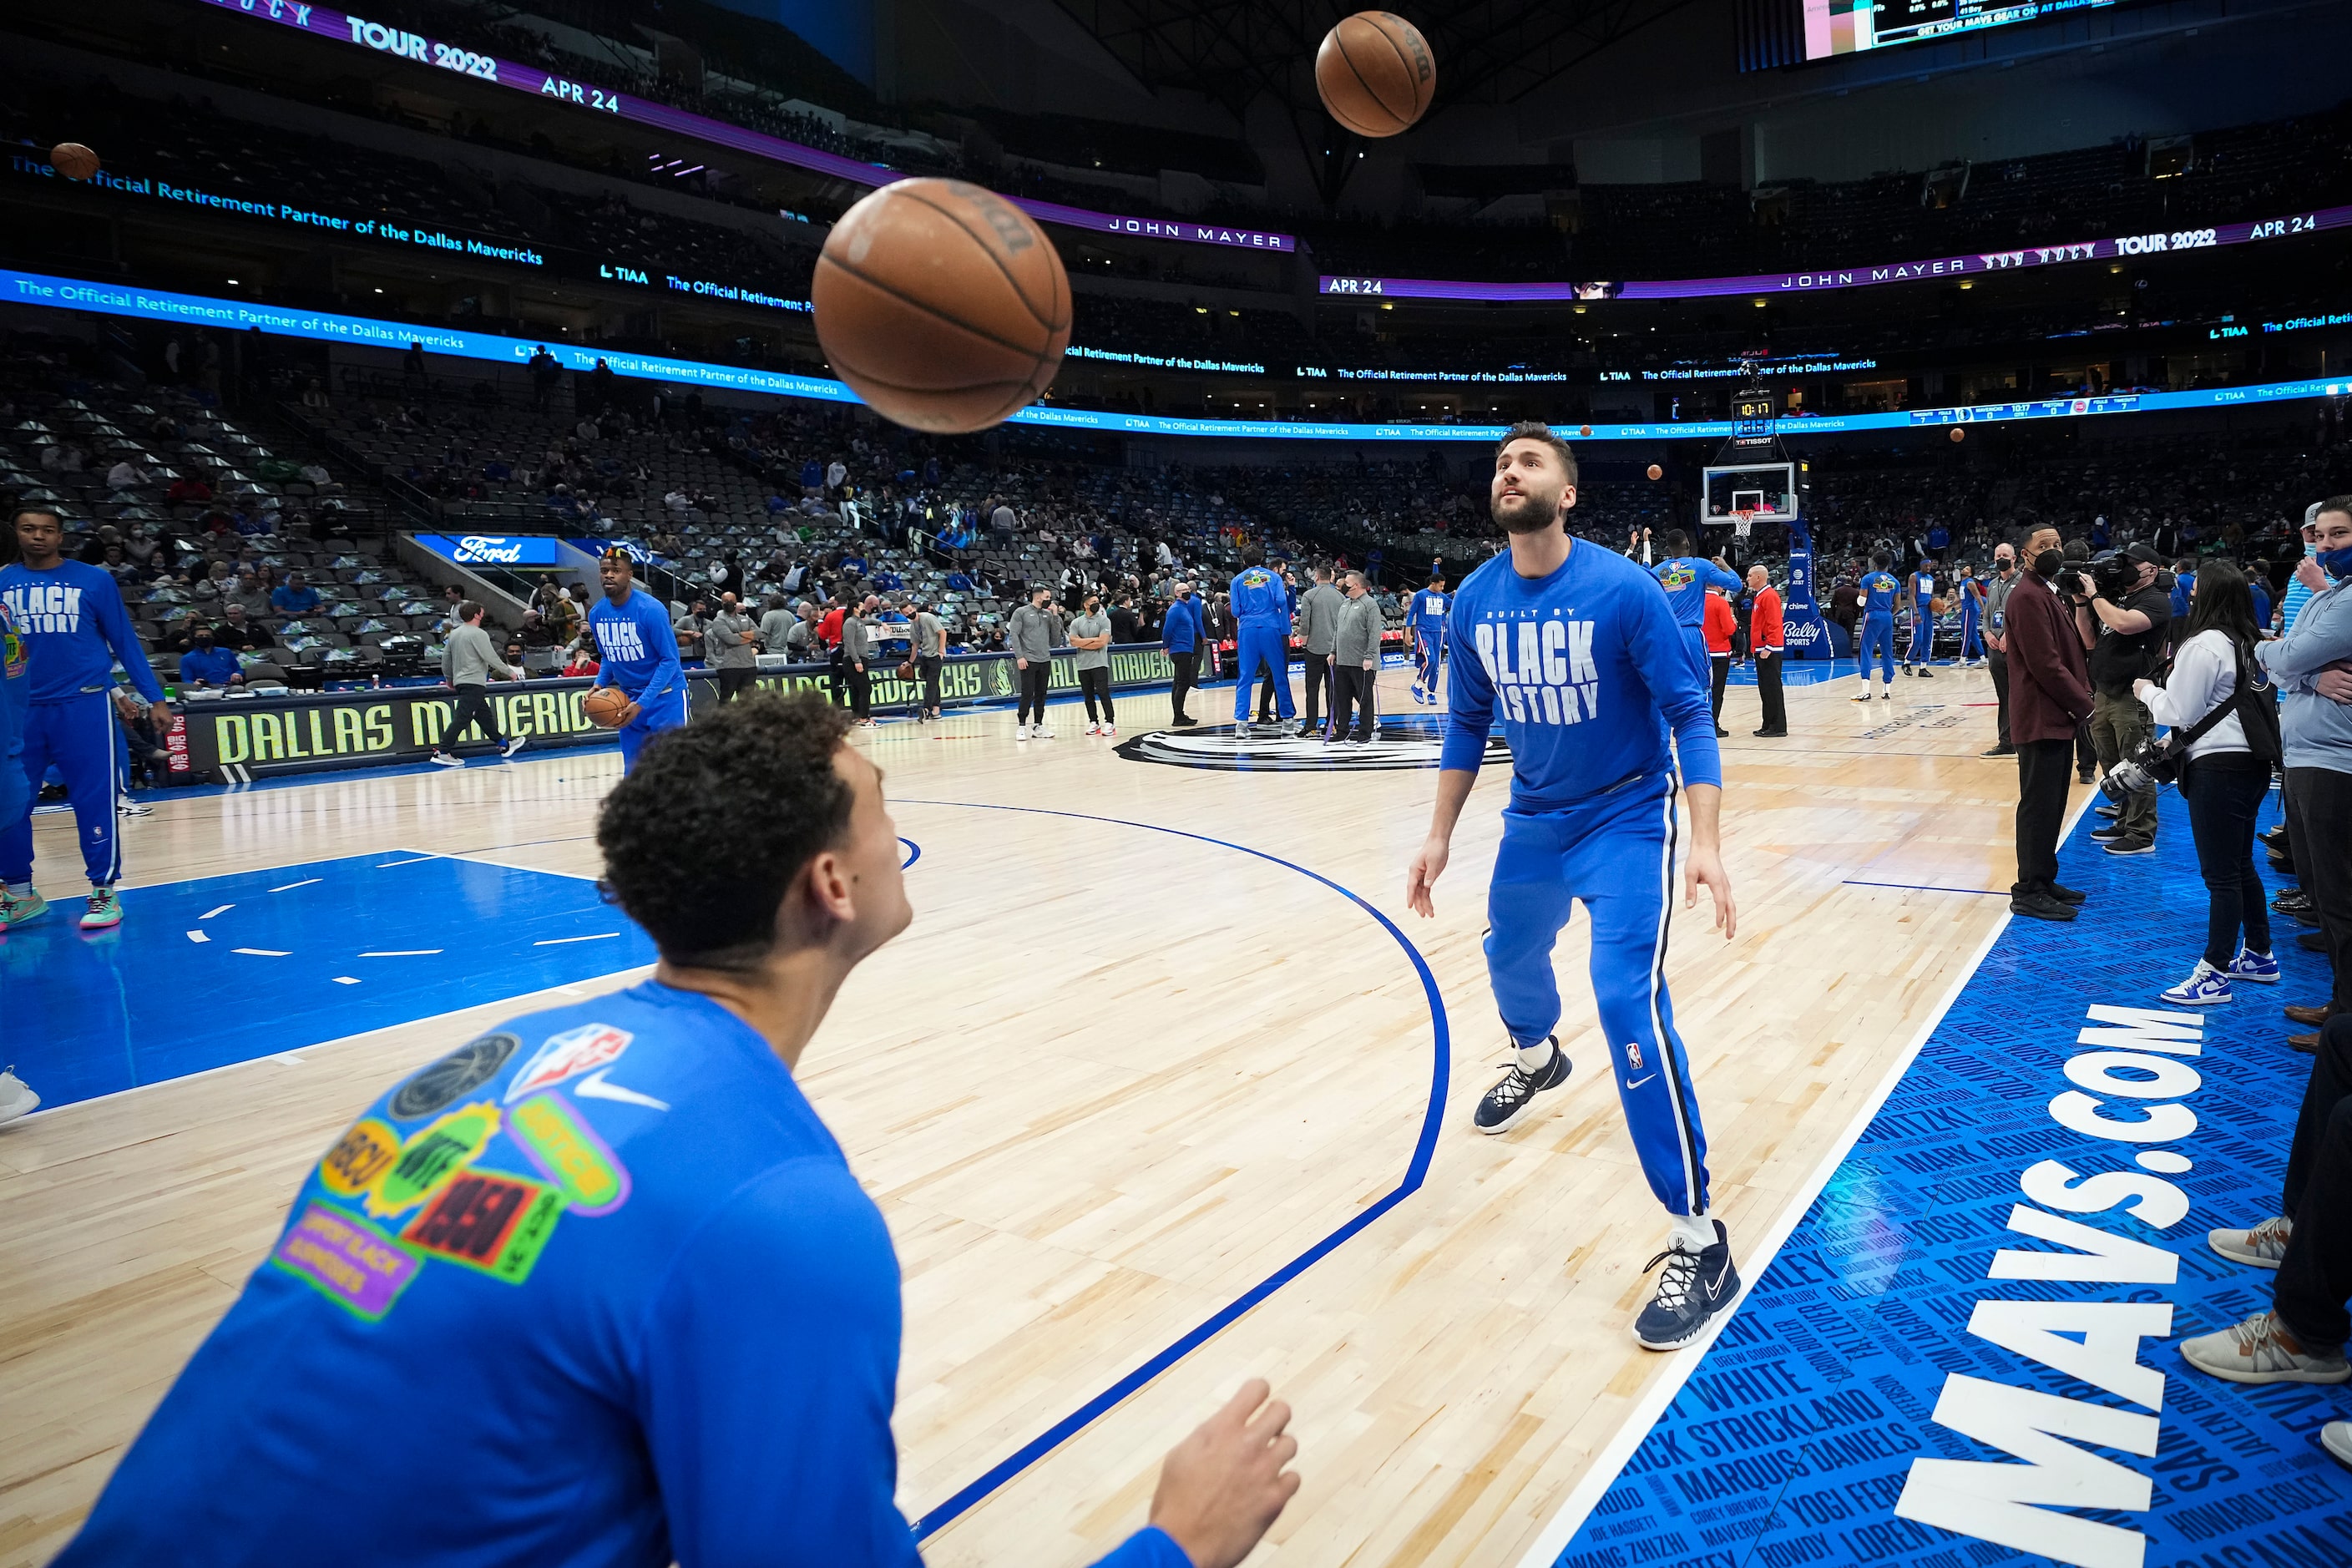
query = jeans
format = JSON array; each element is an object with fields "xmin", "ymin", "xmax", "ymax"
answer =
[
  {"xmin": 2088, "ymin": 688, "xmax": 2156, "ymax": 840},
  {"xmin": 2275, "ymin": 1015, "xmax": 2352, "ymax": 1353},
  {"xmin": 2179, "ymin": 753, "xmax": 2272, "ymax": 968},
  {"xmin": 2286, "ymin": 766, "xmax": 2352, "ymax": 1014},
  {"xmin": 1169, "ymin": 650, "xmax": 1199, "ymax": 719},
  {"xmin": 1017, "ymin": 660, "xmax": 1050, "ymax": 725},
  {"xmin": 1078, "ymin": 666, "xmax": 1113, "ymax": 723},
  {"xmin": 2012, "ymin": 738, "xmax": 2075, "ymax": 898}
]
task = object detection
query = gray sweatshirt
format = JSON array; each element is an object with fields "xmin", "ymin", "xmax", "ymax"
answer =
[
  {"xmin": 1296, "ymin": 581, "xmax": 1344, "ymax": 656},
  {"xmin": 756, "ymin": 607, "xmax": 797, "ymax": 653},
  {"xmin": 442, "ymin": 622, "xmax": 516, "ymax": 687},
  {"xmin": 841, "ymin": 614, "xmax": 873, "ymax": 665},
  {"xmin": 706, "ymin": 609, "xmax": 757, "ymax": 669},
  {"xmin": 1069, "ymin": 611, "xmax": 1112, "ymax": 670},
  {"xmin": 1008, "ymin": 603, "xmax": 1061, "ymax": 663},
  {"xmin": 2258, "ymin": 575, "xmax": 2352, "ymax": 770},
  {"xmin": 1335, "ymin": 593, "xmax": 1383, "ymax": 665}
]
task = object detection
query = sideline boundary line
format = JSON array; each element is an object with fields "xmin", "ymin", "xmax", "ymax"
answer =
[{"xmin": 1504, "ymin": 787, "xmax": 2099, "ymax": 1568}]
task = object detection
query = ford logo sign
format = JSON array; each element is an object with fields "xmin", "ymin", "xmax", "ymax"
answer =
[{"xmin": 453, "ymin": 535, "xmax": 524, "ymax": 564}]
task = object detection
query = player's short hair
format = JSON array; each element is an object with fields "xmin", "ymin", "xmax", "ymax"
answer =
[
  {"xmin": 597, "ymin": 692, "xmax": 857, "ymax": 969},
  {"xmin": 1426, "ymin": 576, "xmax": 1443, "ymax": 588},
  {"xmin": 600, "ymin": 547, "xmax": 633, "ymax": 566},
  {"xmin": 1662, "ymin": 530, "xmax": 1691, "ymax": 554},
  {"xmin": 1495, "ymin": 422, "xmax": 1576, "ymax": 488},
  {"xmin": 1871, "ymin": 551, "xmax": 1892, "ymax": 569}
]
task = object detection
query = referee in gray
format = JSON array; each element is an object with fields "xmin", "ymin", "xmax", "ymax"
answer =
[{"xmin": 432, "ymin": 600, "xmax": 527, "ymax": 766}]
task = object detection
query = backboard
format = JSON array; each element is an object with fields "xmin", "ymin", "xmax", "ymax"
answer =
[{"xmin": 1701, "ymin": 461, "xmax": 1798, "ymax": 528}]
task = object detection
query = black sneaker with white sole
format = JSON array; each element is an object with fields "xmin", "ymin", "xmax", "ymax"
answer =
[
  {"xmin": 1634, "ymin": 1219, "xmax": 1741, "ymax": 1350},
  {"xmin": 1472, "ymin": 1039, "xmax": 1571, "ymax": 1134}
]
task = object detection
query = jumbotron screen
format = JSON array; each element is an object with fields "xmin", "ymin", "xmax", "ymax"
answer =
[{"xmin": 1803, "ymin": 0, "xmax": 2117, "ymax": 57}]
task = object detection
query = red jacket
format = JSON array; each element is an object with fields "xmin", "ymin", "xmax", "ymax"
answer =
[
  {"xmin": 1749, "ymin": 586, "xmax": 1783, "ymax": 652},
  {"xmin": 2003, "ymin": 569, "xmax": 2092, "ymax": 742},
  {"xmin": 1702, "ymin": 592, "xmax": 1737, "ymax": 655}
]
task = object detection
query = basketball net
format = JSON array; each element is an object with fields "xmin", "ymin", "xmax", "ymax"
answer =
[{"xmin": 1731, "ymin": 509, "xmax": 1757, "ymax": 540}]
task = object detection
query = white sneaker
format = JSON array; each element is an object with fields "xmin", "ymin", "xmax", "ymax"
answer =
[
  {"xmin": 503, "ymin": 736, "xmax": 529, "ymax": 757},
  {"xmin": 1015, "ymin": 725, "xmax": 1031, "ymax": 741},
  {"xmin": 2324, "ymin": 1421, "xmax": 2352, "ymax": 1472},
  {"xmin": 1084, "ymin": 722, "xmax": 1100, "ymax": 736},
  {"xmin": 430, "ymin": 752, "xmax": 464, "ymax": 767},
  {"xmin": 1102, "ymin": 724, "xmax": 1115, "ymax": 738},
  {"xmin": 1034, "ymin": 726, "xmax": 1055, "ymax": 740},
  {"xmin": 1850, "ymin": 687, "xmax": 1874, "ymax": 703},
  {"xmin": 2209, "ymin": 1215, "xmax": 2292, "ymax": 1269},
  {"xmin": 119, "ymin": 800, "xmax": 154, "ymax": 817},
  {"xmin": 2180, "ymin": 1311, "xmax": 2350, "ymax": 1384},
  {"xmin": 0, "ymin": 1067, "xmax": 38, "ymax": 1126},
  {"xmin": 2160, "ymin": 961, "xmax": 2233, "ymax": 1007}
]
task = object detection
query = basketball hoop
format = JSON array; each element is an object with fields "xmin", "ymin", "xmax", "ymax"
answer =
[{"xmin": 1731, "ymin": 508, "xmax": 1757, "ymax": 541}]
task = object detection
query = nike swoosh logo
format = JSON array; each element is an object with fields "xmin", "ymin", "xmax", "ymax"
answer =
[
  {"xmin": 1625, "ymin": 1074, "xmax": 1657, "ymax": 1090},
  {"xmin": 574, "ymin": 1069, "xmax": 670, "ymax": 1111}
]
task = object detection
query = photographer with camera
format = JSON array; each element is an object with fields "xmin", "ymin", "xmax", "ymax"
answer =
[
  {"xmin": 2073, "ymin": 543, "xmax": 2172, "ymax": 856},
  {"xmin": 2005, "ymin": 525, "xmax": 2097, "ymax": 922},
  {"xmin": 2128, "ymin": 561, "xmax": 2284, "ymax": 1005},
  {"xmin": 2259, "ymin": 497, "xmax": 2352, "ymax": 1050}
]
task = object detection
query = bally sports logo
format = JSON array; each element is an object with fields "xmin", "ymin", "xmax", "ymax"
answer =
[{"xmin": 453, "ymin": 535, "xmax": 529, "ymax": 564}]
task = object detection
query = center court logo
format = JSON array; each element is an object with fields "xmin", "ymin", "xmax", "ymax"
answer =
[{"xmin": 1115, "ymin": 712, "xmax": 1509, "ymax": 772}]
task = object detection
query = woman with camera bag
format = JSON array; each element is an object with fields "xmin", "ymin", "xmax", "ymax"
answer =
[{"xmin": 2133, "ymin": 560, "xmax": 2284, "ymax": 1005}]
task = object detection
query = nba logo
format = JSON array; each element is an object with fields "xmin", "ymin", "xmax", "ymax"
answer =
[{"xmin": 1626, "ymin": 1041, "xmax": 1644, "ymax": 1070}]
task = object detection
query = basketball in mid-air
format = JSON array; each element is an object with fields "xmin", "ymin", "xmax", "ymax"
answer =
[
  {"xmin": 813, "ymin": 178, "xmax": 1071, "ymax": 434},
  {"xmin": 581, "ymin": 685, "xmax": 634, "ymax": 729},
  {"xmin": 1315, "ymin": 13, "xmax": 1436, "ymax": 138},
  {"xmin": 1931, "ymin": 596, "xmax": 1947, "ymax": 615},
  {"xmin": 1950, "ymin": 427, "xmax": 1966, "ymax": 443},
  {"xmin": 1646, "ymin": 463, "xmax": 1663, "ymax": 481},
  {"xmin": 1579, "ymin": 423, "xmax": 1592, "ymax": 437},
  {"xmin": 50, "ymin": 143, "xmax": 100, "ymax": 180}
]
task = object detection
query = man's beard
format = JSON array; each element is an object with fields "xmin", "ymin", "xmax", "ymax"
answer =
[{"xmin": 1492, "ymin": 488, "xmax": 1562, "ymax": 535}]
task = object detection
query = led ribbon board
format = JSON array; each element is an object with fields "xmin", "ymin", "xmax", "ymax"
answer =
[
  {"xmin": 190, "ymin": 0, "xmax": 1295, "ymax": 254},
  {"xmin": 4, "ymin": 268, "xmax": 2340, "ymax": 443}
]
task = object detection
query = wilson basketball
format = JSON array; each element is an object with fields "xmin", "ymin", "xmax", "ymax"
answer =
[
  {"xmin": 1950, "ymin": 426, "xmax": 1966, "ymax": 443},
  {"xmin": 1646, "ymin": 463, "xmax": 1663, "ymax": 481},
  {"xmin": 50, "ymin": 143, "xmax": 100, "ymax": 180},
  {"xmin": 1315, "ymin": 13, "xmax": 1436, "ymax": 139},
  {"xmin": 813, "ymin": 178, "xmax": 1071, "ymax": 435},
  {"xmin": 581, "ymin": 685, "xmax": 633, "ymax": 728},
  {"xmin": 1931, "ymin": 596, "xmax": 1947, "ymax": 615}
]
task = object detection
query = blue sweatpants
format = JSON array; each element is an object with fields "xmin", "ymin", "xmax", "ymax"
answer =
[
  {"xmin": 1906, "ymin": 604, "xmax": 1934, "ymax": 664},
  {"xmin": 1959, "ymin": 609, "xmax": 1982, "ymax": 660},
  {"xmin": 1484, "ymin": 775, "xmax": 1711, "ymax": 1216},
  {"xmin": 617, "ymin": 685, "xmax": 687, "ymax": 772},
  {"xmin": 1232, "ymin": 624, "xmax": 1294, "ymax": 722},
  {"xmin": 1414, "ymin": 626, "xmax": 1443, "ymax": 693},
  {"xmin": 1859, "ymin": 613, "xmax": 1895, "ymax": 683},
  {"xmin": 1, "ymin": 692, "xmax": 124, "ymax": 888}
]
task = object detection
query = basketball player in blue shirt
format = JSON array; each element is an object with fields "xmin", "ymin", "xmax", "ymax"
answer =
[
  {"xmin": 0, "ymin": 506, "xmax": 173, "ymax": 931},
  {"xmin": 586, "ymin": 549, "xmax": 686, "ymax": 771},
  {"xmin": 1406, "ymin": 424, "xmax": 1742, "ymax": 1351},
  {"xmin": 1902, "ymin": 559, "xmax": 1938, "ymax": 677},
  {"xmin": 1649, "ymin": 530, "xmax": 1743, "ymax": 691},
  {"xmin": 1852, "ymin": 553, "xmax": 1899, "ymax": 701},
  {"xmin": 57, "ymin": 694, "xmax": 1301, "ymax": 1568},
  {"xmin": 1955, "ymin": 564, "xmax": 1985, "ymax": 666},
  {"xmin": 1229, "ymin": 553, "xmax": 1295, "ymax": 726},
  {"xmin": 1406, "ymin": 577, "xmax": 1449, "ymax": 704}
]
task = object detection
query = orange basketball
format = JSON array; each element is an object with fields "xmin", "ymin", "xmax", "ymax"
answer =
[
  {"xmin": 1646, "ymin": 463, "xmax": 1663, "ymax": 481},
  {"xmin": 581, "ymin": 685, "xmax": 634, "ymax": 729},
  {"xmin": 1579, "ymin": 423, "xmax": 1592, "ymax": 437},
  {"xmin": 1950, "ymin": 426, "xmax": 1966, "ymax": 443},
  {"xmin": 1930, "ymin": 596, "xmax": 1947, "ymax": 615},
  {"xmin": 1315, "ymin": 13, "xmax": 1436, "ymax": 138},
  {"xmin": 813, "ymin": 178, "xmax": 1071, "ymax": 434},
  {"xmin": 50, "ymin": 143, "xmax": 100, "ymax": 180}
]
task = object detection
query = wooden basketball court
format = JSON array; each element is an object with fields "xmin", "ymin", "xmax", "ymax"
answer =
[{"xmin": 0, "ymin": 662, "xmax": 2059, "ymax": 1567}]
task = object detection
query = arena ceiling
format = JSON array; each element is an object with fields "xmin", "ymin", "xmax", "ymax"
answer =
[{"xmin": 1050, "ymin": 0, "xmax": 1702, "ymax": 117}]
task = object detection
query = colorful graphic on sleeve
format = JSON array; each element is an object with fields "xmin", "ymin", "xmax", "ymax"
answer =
[{"xmin": 270, "ymin": 1203, "xmax": 422, "ymax": 1322}]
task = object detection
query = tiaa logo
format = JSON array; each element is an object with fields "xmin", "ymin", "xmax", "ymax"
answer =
[{"xmin": 453, "ymin": 536, "xmax": 524, "ymax": 564}]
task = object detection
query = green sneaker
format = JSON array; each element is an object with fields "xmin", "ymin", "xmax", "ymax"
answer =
[
  {"xmin": 0, "ymin": 886, "xmax": 47, "ymax": 933},
  {"xmin": 78, "ymin": 887, "xmax": 124, "ymax": 931}
]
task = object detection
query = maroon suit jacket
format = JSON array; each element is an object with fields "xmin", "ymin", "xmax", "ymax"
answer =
[{"xmin": 2003, "ymin": 569, "xmax": 2092, "ymax": 743}]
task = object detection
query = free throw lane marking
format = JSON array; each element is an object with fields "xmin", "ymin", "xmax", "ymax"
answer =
[
  {"xmin": 376, "ymin": 856, "xmax": 437, "ymax": 867},
  {"xmin": 232, "ymin": 948, "xmax": 291, "ymax": 957},
  {"xmin": 358, "ymin": 949, "xmax": 444, "ymax": 958},
  {"xmin": 533, "ymin": 933, "xmax": 619, "ymax": 946},
  {"xmin": 200, "ymin": 904, "xmax": 233, "ymax": 919},
  {"xmin": 269, "ymin": 878, "xmax": 322, "ymax": 893}
]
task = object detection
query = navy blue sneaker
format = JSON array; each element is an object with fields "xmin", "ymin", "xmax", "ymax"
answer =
[
  {"xmin": 1635, "ymin": 1220, "xmax": 1741, "ymax": 1350},
  {"xmin": 1472, "ymin": 1039, "xmax": 1570, "ymax": 1135}
]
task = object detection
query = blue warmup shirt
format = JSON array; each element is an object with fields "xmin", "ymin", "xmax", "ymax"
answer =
[
  {"xmin": 0, "ymin": 560, "xmax": 166, "ymax": 705},
  {"xmin": 1409, "ymin": 588, "xmax": 1449, "ymax": 628},
  {"xmin": 1862, "ymin": 571, "xmax": 1899, "ymax": 615},
  {"xmin": 1161, "ymin": 594, "xmax": 1206, "ymax": 652},
  {"xmin": 1229, "ymin": 565, "xmax": 1287, "ymax": 624},
  {"xmin": 1650, "ymin": 555, "xmax": 1743, "ymax": 630},
  {"xmin": 1911, "ymin": 569, "xmax": 1935, "ymax": 607},
  {"xmin": 587, "ymin": 586, "xmax": 685, "ymax": 704},
  {"xmin": 58, "ymin": 982, "xmax": 1186, "ymax": 1568},
  {"xmin": 1442, "ymin": 543, "xmax": 1722, "ymax": 804}
]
